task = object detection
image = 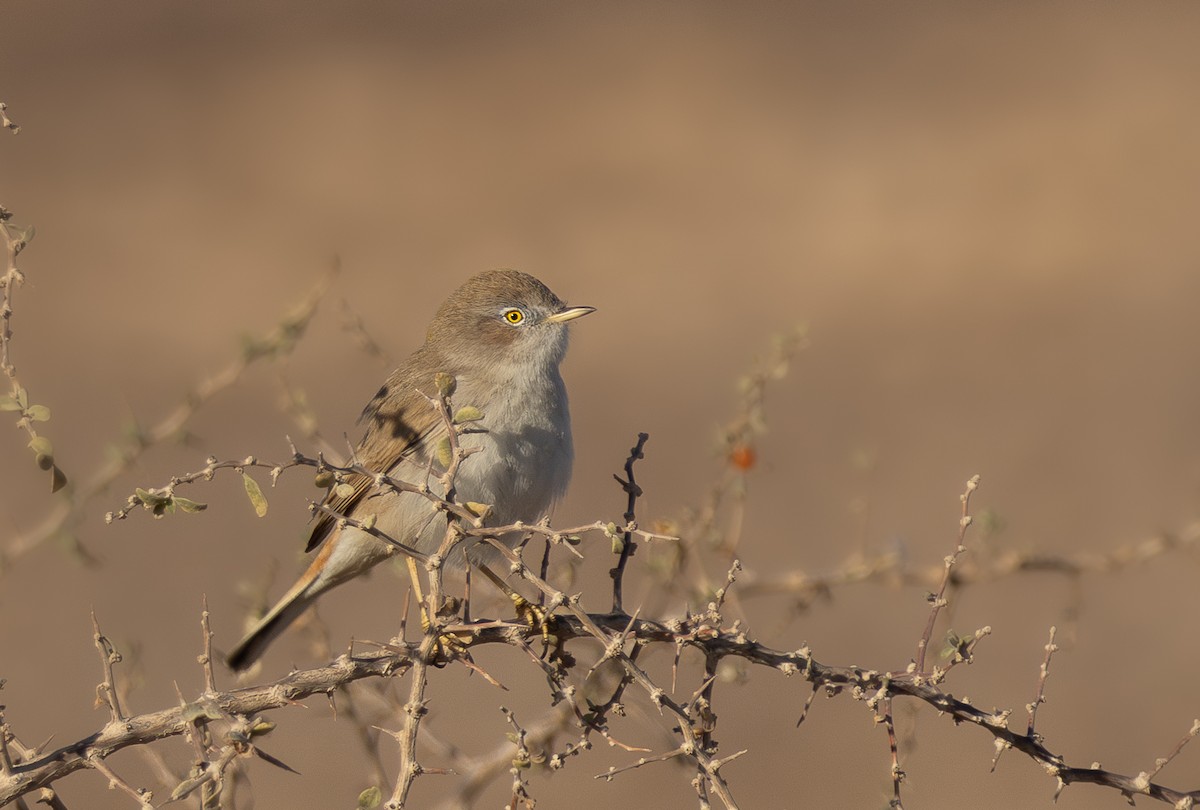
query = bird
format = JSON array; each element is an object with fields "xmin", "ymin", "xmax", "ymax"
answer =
[{"xmin": 226, "ymin": 269, "xmax": 594, "ymax": 671}]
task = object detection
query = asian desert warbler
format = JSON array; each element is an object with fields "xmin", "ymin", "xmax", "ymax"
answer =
[{"xmin": 226, "ymin": 269, "xmax": 594, "ymax": 671}]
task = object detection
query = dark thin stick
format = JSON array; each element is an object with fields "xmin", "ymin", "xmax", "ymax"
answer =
[
  {"xmin": 611, "ymin": 433, "xmax": 650, "ymax": 613},
  {"xmin": 882, "ymin": 696, "xmax": 904, "ymax": 809},
  {"xmin": 694, "ymin": 653, "xmax": 720, "ymax": 804},
  {"xmin": 537, "ymin": 537, "xmax": 553, "ymax": 607}
]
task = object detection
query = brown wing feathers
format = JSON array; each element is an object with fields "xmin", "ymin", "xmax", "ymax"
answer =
[{"xmin": 303, "ymin": 363, "xmax": 446, "ymax": 553}]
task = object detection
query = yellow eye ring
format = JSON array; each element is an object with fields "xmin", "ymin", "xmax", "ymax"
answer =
[{"xmin": 503, "ymin": 309, "xmax": 525, "ymax": 325}]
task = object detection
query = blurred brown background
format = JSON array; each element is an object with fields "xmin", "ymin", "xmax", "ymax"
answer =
[{"xmin": 3, "ymin": 2, "xmax": 1200, "ymax": 807}]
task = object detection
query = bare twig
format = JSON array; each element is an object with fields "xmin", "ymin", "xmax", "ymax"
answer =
[
  {"xmin": 0, "ymin": 211, "xmax": 66, "ymax": 495},
  {"xmin": 914, "ymin": 475, "xmax": 980, "ymax": 674},
  {"xmin": 0, "ymin": 102, "xmax": 18, "ymax": 134},
  {"xmin": 500, "ymin": 708, "xmax": 535, "ymax": 810},
  {"xmin": 87, "ymin": 757, "xmax": 151, "ymax": 808},
  {"xmin": 880, "ymin": 695, "xmax": 904, "ymax": 809},
  {"xmin": 611, "ymin": 433, "xmax": 650, "ymax": 613},
  {"xmin": 1026, "ymin": 626, "xmax": 1058, "ymax": 738},
  {"xmin": 199, "ymin": 597, "xmax": 218, "ymax": 696},
  {"xmin": 0, "ymin": 710, "xmax": 15, "ymax": 777},
  {"xmin": 5, "ymin": 270, "xmax": 335, "ymax": 567},
  {"xmin": 1135, "ymin": 718, "xmax": 1200, "ymax": 792},
  {"xmin": 91, "ymin": 612, "xmax": 125, "ymax": 724},
  {"xmin": 483, "ymin": 537, "xmax": 744, "ymax": 809}
]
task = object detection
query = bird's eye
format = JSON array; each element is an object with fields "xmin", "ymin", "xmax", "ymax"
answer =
[{"xmin": 503, "ymin": 308, "xmax": 525, "ymax": 325}]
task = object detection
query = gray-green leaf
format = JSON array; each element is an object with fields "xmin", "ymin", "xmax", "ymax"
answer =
[
  {"xmin": 243, "ymin": 473, "xmax": 269, "ymax": 517},
  {"xmin": 136, "ymin": 487, "xmax": 170, "ymax": 507},
  {"xmin": 434, "ymin": 436, "xmax": 453, "ymax": 468},
  {"xmin": 357, "ymin": 786, "xmax": 382, "ymax": 809},
  {"xmin": 453, "ymin": 405, "xmax": 484, "ymax": 424},
  {"xmin": 434, "ymin": 372, "xmax": 456, "ymax": 398},
  {"xmin": 174, "ymin": 496, "xmax": 208, "ymax": 514},
  {"xmin": 25, "ymin": 404, "xmax": 50, "ymax": 422},
  {"xmin": 28, "ymin": 435, "xmax": 53, "ymax": 459}
]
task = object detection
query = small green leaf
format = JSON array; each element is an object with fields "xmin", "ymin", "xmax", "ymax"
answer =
[
  {"xmin": 35, "ymin": 452, "xmax": 53, "ymax": 470},
  {"xmin": 314, "ymin": 470, "xmax": 335, "ymax": 488},
  {"xmin": 611, "ymin": 535, "xmax": 625, "ymax": 554},
  {"xmin": 434, "ymin": 436, "xmax": 453, "ymax": 468},
  {"xmin": 28, "ymin": 434, "xmax": 52, "ymax": 458},
  {"xmin": 182, "ymin": 702, "xmax": 224, "ymax": 723},
  {"xmin": 357, "ymin": 786, "xmax": 382, "ymax": 809},
  {"xmin": 334, "ymin": 482, "xmax": 355, "ymax": 499},
  {"xmin": 174, "ymin": 496, "xmax": 207, "ymax": 514},
  {"xmin": 453, "ymin": 405, "xmax": 484, "ymax": 424},
  {"xmin": 464, "ymin": 501, "xmax": 492, "ymax": 518},
  {"xmin": 243, "ymin": 473, "xmax": 269, "ymax": 517},
  {"xmin": 0, "ymin": 395, "xmax": 21, "ymax": 411},
  {"xmin": 434, "ymin": 371, "xmax": 456, "ymax": 398},
  {"xmin": 135, "ymin": 487, "xmax": 169, "ymax": 507},
  {"xmin": 25, "ymin": 404, "xmax": 50, "ymax": 422},
  {"xmin": 170, "ymin": 773, "xmax": 208, "ymax": 802}
]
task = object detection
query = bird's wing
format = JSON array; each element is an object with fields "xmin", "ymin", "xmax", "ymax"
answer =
[{"xmin": 304, "ymin": 353, "xmax": 449, "ymax": 553}]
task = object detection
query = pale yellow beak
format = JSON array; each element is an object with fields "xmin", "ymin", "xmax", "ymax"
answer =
[{"xmin": 545, "ymin": 305, "xmax": 596, "ymax": 324}]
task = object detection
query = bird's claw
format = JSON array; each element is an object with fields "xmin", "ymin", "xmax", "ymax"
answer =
[
  {"xmin": 511, "ymin": 593, "xmax": 556, "ymax": 646},
  {"xmin": 420, "ymin": 611, "xmax": 471, "ymax": 661}
]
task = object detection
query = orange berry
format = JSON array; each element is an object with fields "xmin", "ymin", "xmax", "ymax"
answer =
[{"xmin": 730, "ymin": 444, "xmax": 756, "ymax": 471}]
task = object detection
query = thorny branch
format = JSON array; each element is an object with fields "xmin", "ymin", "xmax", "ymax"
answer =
[
  {"xmin": 915, "ymin": 475, "xmax": 979, "ymax": 673},
  {"xmin": 5, "ymin": 611, "xmax": 1199, "ymax": 807},
  {"xmin": 3, "ymin": 269, "xmax": 335, "ymax": 569},
  {"xmin": 0, "ymin": 209, "xmax": 66, "ymax": 495}
]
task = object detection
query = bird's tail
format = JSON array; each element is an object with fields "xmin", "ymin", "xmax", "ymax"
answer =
[{"xmin": 226, "ymin": 580, "xmax": 317, "ymax": 672}]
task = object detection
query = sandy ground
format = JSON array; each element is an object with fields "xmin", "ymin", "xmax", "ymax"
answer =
[{"xmin": 2, "ymin": 3, "xmax": 1200, "ymax": 808}]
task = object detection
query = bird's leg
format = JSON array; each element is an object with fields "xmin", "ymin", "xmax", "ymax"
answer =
[
  {"xmin": 474, "ymin": 562, "xmax": 556, "ymax": 648},
  {"xmin": 405, "ymin": 555, "xmax": 469, "ymax": 658}
]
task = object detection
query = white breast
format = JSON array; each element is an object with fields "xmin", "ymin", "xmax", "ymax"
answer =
[{"xmin": 455, "ymin": 368, "xmax": 574, "ymax": 525}]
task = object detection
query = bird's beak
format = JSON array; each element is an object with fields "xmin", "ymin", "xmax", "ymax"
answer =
[{"xmin": 545, "ymin": 305, "xmax": 596, "ymax": 324}]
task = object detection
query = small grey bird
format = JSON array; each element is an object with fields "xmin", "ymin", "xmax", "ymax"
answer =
[{"xmin": 227, "ymin": 270, "xmax": 594, "ymax": 671}]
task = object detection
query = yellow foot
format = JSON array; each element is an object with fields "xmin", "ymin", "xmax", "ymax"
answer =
[{"xmin": 511, "ymin": 593, "xmax": 556, "ymax": 646}]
